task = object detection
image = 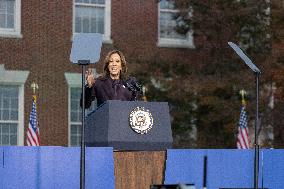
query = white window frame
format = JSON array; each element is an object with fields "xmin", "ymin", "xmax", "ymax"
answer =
[
  {"xmin": 0, "ymin": 65, "xmax": 29, "ymax": 146},
  {"xmin": 0, "ymin": 0, "xmax": 22, "ymax": 38},
  {"xmin": 65, "ymin": 73, "xmax": 82, "ymax": 146},
  {"xmin": 69, "ymin": 86, "xmax": 82, "ymax": 147},
  {"xmin": 157, "ymin": 1, "xmax": 194, "ymax": 48},
  {"xmin": 73, "ymin": 0, "xmax": 112, "ymax": 44},
  {"xmin": 65, "ymin": 72, "xmax": 98, "ymax": 146}
]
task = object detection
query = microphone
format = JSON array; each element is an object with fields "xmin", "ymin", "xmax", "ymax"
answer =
[
  {"xmin": 122, "ymin": 80, "xmax": 136, "ymax": 92},
  {"xmin": 122, "ymin": 80, "xmax": 142, "ymax": 93},
  {"xmin": 122, "ymin": 78, "xmax": 142, "ymax": 100},
  {"xmin": 132, "ymin": 81, "xmax": 142, "ymax": 92}
]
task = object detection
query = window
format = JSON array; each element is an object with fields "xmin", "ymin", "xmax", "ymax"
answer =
[
  {"xmin": 70, "ymin": 87, "xmax": 82, "ymax": 146},
  {"xmin": 69, "ymin": 87, "xmax": 97, "ymax": 146},
  {"xmin": 0, "ymin": 65, "xmax": 29, "ymax": 146},
  {"xmin": 74, "ymin": 0, "xmax": 111, "ymax": 43},
  {"xmin": 65, "ymin": 72, "xmax": 97, "ymax": 146},
  {"xmin": 0, "ymin": 85, "xmax": 18, "ymax": 145},
  {"xmin": 158, "ymin": 0, "xmax": 194, "ymax": 48},
  {"xmin": 0, "ymin": 0, "xmax": 22, "ymax": 38}
]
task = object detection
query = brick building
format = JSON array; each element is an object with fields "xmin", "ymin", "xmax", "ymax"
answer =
[{"xmin": 0, "ymin": 0, "xmax": 197, "ymax": 146}]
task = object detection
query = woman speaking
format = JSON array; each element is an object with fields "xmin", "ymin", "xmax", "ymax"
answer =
[{"xmin": 82, "ymin": 50, "xmax": 142, "ymax": 108}]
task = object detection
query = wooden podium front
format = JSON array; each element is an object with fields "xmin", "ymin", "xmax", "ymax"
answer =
[{"xmin": 114, "ymin": 151, "xmax": 166, "ymax": 189}]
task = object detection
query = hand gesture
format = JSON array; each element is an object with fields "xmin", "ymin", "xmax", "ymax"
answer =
[{"xmin": 86, "ymin": 68, "xmax": 95, "ymax": 88}]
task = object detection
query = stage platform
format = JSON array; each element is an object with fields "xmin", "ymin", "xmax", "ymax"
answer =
[{"xmin": 0, "ymin": 147, "xmax": 283, "ymax": 189}]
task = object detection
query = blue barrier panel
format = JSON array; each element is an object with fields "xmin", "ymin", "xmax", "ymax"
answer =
[
  {"xmin": 206, "ymin": 150, "xmax": 254, "ymax": 188},
  {"xmin": 165, "ymin": 149, "xmax": 206, "ymax": 188},
  {"xmin": 0, "ymin": 146, "xmax": 114, "ymax": 189},
  {"xmin": 0, "ymin": 147, "xmax": 3, "ymax": 189},
  {"xmin": 165, "ymin": 149, "xmax": 284, "ymax": 189},
  {"xmin": 262, "ymin": 149, "xmax": 284, "ymax": 189},
  {"xmin": 85, "ymin": 147, "xmax": 115, "ymax": 189},
  {"xmin": 2, "ymin": 147, "xmax": 40, "ymax": 189},
  {"xmin": 50, "ymin": 147, "xmax": 80, "ymax": 189}
]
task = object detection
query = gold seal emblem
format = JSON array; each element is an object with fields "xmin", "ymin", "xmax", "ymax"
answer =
[{"xmin": 129, "ymin": 107, "xmax": 153, "ymax": 134}]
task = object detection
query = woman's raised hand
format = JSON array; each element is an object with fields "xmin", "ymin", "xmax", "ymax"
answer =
[{"xmin": 86, "ymin": 68, "xmax": 95, "ymax": 88}]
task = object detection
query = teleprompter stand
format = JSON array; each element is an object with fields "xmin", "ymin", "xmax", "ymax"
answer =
[
  {"xmin": 70, "ymin": 33, "xmax": 102, "ymax": 189},
  {"xmin": 228, "ymin": 42, "xmax": 261, "ymax": 189}
]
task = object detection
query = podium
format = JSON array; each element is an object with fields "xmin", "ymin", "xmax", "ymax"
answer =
[{"xmin": 85, "ymin": 100, "xmax": 173, "ymax": 151}]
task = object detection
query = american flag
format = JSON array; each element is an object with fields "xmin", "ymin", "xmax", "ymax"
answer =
[
  {"xmin": 26, "ymin": 96, "xmax": 40, "ymax": 146},
  {"xmin": 237, "ymin": 104, "xmax": 250, "ymax": 149}
]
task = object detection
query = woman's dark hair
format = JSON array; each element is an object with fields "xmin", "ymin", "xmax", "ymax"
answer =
[{"xmin": 103, "ymin": 50, "xmax": 128, "ymax": 80}]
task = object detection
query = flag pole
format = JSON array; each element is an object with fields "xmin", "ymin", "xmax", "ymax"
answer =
[
  {"xmin": 31, "ymin": 82, "xmax": 39, "ymax": 102},
  {"xmin": 239, "ymin": 89, "xmax": 246, "ymax": 107},
  {"xmin": 237, "ymin": 89, "xmax": 250, "ymax": 149},
  {"xmin": 32, "ymin": 82, "xmax": 40, "ymax": 145},
  {"xmin": 26, "ymin": 82, "xmax": 39, "ymax": 146}
]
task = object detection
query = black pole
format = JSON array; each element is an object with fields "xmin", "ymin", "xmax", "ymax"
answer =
[
  {"xmin": 261, "ymin": 150, "xmax": 264, "ymax": 189},
  {"xmin": 80, "ymin": 64, "xmax": 86, "ymax": 189},
  {"xmin": 203, "ymin": 156, "xmax": 207, "ymax": 189},
  {"xmin": 254, "ymin": 73, "xmax": 260, "ymax": 189}
]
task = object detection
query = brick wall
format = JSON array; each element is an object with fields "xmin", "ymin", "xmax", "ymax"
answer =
[{"xmin": 0, "ymin": 0, "xmax": 198, "ymax": 146}]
